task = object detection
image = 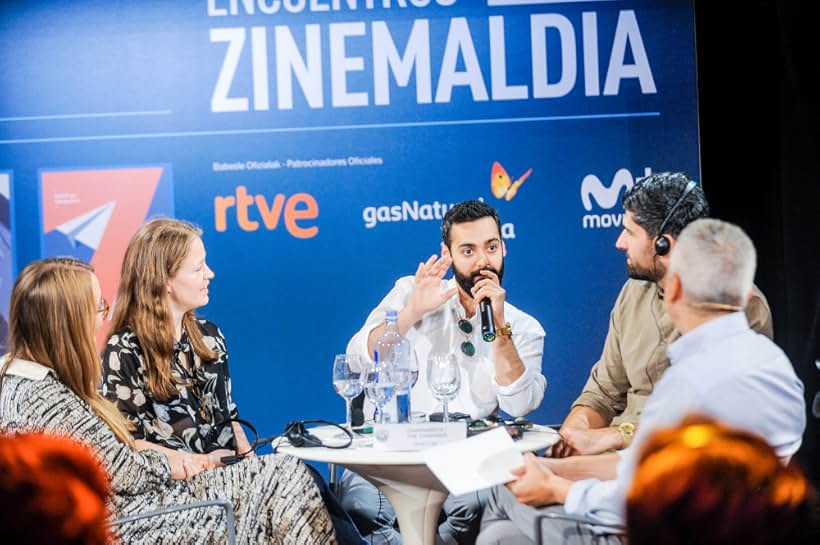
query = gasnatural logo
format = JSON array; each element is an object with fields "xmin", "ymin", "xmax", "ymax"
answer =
[
  {"xmin": 361, "ymin": 198, "xmax": 517, "ymax": 239},
  {"xmin": 361, "ymin": 162, "xmax": 530, "ymax": 237},
  {"xmin": 581, "ymin": 167, "xmax": 651, "ymax": 229}
]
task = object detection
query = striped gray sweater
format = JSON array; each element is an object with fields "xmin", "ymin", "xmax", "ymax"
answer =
[{"xmin": 0, "ymin": 373, "xmax": 336, "ymax": 544}]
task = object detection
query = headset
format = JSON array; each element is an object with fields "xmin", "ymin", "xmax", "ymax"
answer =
[
  {"xmin": 216, "ymin": 417, "xmax": 353, "ymax": 465},
  {"xmin": 281, "ymin": 419, "xmax": 353, "ymax": 450},
  {"xmin": 654, "ymin": 180, "xmax": 698, "ymax": 257}
]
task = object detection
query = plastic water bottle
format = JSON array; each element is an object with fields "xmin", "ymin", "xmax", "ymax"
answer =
[{"xmin": 374, "ymin": 309, "xmax": 413, "ymax": 423}]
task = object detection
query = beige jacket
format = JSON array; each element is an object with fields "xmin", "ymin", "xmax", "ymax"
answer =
[{"xmin": 572, "ymin": 279, "xmax": 773, "ymax": 425}]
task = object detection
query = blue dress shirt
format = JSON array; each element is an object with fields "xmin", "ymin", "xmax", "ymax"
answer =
[{"xmin": 564, "ymin": 312, "xmax": 806, "ymax": 527}]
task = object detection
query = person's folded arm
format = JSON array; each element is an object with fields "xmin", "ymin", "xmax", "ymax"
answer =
[
  {"xmin": 569, "ymin": 285, "xmax": 634, "ymax": 427},
  {"xmin": 555, "ymin": 406, "xmax": 624, "ymax": 457},
  {"xmin": 554, "ymin": 300, "xmax": 631, "ymax": 457},
  {"xmin": 494, "ymin": 318, "xmax": 546, "ymax": 417},
  {"xmin": 540, "ymin": 452, "xmax": 620, "ymax": 481}
]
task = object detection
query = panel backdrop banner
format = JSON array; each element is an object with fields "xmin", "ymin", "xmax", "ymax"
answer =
[{"xmin": 0, "ymin": 0, "xmax": 699, "ymax": 437}]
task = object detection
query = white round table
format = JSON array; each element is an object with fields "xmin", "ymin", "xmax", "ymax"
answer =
[{"xmin": 277, "ymin": 425, "xmax": 560, "ymax": 545}]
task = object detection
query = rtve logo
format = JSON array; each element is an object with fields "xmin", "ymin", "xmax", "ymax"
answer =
[
  {"xmin": 580, "ymin": 167, "xmax": 651, "ymax": 229},
  {"xmin": 213, "ymin": 185, "xmax": 319, "ymax": 238}
]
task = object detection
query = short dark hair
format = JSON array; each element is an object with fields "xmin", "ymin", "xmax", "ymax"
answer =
[
  {"xmin": 441, "ymin": 200, "xmax": 502, "ymax": 247},
  {"xmin": 622, "ymin": 172, "xmax": 709, "ymax": 238}
]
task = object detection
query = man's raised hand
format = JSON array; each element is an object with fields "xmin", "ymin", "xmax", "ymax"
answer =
[{"xmin": 407, "ymin": 254, "xmax": 457, "ymax": 321}]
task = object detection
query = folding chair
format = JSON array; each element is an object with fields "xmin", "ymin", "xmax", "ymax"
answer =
[{"xmin": 111, "ymin": 499, "xmax": 237, "ymax": 545}]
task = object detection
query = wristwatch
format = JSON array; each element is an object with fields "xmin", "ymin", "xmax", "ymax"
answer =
[
  {"xmin": 618, "ymin": 422, "xmax": 636, "ymax": 448},
  {"xmin": 496, "ymin": 323, "xmax": 513, "ymax": 338}
]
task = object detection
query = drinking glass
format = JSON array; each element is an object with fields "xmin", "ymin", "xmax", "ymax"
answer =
[
  {"xmin": 364, "ymin": 360, "xmax": 396, "ymax": 424},
  {"xmin": 427, "ymin": 353, "xmax": 460, "ymax": 423},
  {"xmin": 332, "ymin": 354, "xmax": 364, "ymax": 432}
]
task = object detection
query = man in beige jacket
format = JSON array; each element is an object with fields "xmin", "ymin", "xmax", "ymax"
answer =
[{"xmin": 554, "ymin": 172, "xmax": 773, "ymax": 457}]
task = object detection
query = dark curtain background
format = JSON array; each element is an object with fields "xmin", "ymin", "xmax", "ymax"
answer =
[{"xmin": 695, "ymin": 0, "xmax": 819, "ymax": 483}]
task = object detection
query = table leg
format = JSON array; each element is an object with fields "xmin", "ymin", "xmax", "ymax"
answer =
[
  {"xmin": 376, "ymin": 481, "xmax": 447, "ymax": 545},
  {"xmin": 328, "ymin": 462, "xmax": 338, "ymax": 494}
]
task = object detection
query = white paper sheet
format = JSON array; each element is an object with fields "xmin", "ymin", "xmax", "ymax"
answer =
[{"xmin": 422, "ymin": 427, "xmax": 524, "ymax": 495}]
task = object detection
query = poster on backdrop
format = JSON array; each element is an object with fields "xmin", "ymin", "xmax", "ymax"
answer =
[
  {"xmin": 0, "ymin": 172, "xmax": 13, "ymax": 350},
  {"xmin": 0, "ymin": 0, "xmax": 699, "ymax": 433},
  {"xmin": 38, "ymin": 166, "xmax": 175, "ymax": 345}
]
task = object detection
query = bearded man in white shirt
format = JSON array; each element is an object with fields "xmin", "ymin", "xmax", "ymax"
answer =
[{"xmin": 339, "ymin": 199, "xmax": 548, "ymax": 545}]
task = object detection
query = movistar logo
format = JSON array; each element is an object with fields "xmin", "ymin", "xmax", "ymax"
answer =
[{"xmin": 581, "ymin": 167, "xmax": 651, "ymax": 229}]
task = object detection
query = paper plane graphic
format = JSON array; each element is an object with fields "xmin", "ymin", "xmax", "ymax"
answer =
[{"xmin": 44, "ymin": 201, "xmax": 116, "ymax": 261}]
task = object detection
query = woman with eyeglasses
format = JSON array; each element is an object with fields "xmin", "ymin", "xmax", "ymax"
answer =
[{"xmin": 0, "ymin": 257, "xmax": 335, "ymax": 543}]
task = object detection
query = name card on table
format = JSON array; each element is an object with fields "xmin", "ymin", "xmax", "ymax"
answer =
[{"xmin": 373, "ymin": 422, "xmax": 467, "ymax": 451}]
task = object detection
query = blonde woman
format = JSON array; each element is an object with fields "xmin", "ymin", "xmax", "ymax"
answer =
[
  {"xmin": 102, "ymin": 218, "xmax": 364, "ymax": 544},
  {"xmin": 102, "ymin": 218, "xmax": 252, "ymax": 465},
  {"xmin": 0, "ymin": 258, "xmax": 335, "ymax": 544}
]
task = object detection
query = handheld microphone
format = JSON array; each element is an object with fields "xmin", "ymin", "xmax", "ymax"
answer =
[{"xmin": 480, "ymin": 299, "xmax": 496, "ymax": 342}]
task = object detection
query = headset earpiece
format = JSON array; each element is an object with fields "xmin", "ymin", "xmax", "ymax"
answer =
[
  {"xmin": 284, "ymin": 421, "xmax": 324, "ymax": 448},
  {"xmin": 283, "ymin": 419, "xmax": 353, "ymax": 449},
  {"xmin": 654, "ymin": 235, "xmax": 671, "ymax": 256},
  {"xmin": 653, "ymin": 180, "xmax": 697, "ymax": 257}
]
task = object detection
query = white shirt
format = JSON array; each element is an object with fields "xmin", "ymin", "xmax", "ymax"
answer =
[
  {"xmin": 1, "ymin": 356, "xmax": 52, "ymax": 381},
  {"xmin": 564, "ymin": 312, "xmax": 806, "ymax": 527},
  {"xmin": 347, "ymin": 276, "xmax": 547, "ymax": 419}
]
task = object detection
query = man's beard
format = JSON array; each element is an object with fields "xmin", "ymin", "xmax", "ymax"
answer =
[
  {"xmin": 453, "ymin": 260, "xmax": 505, "ymax": 295},
  {"xmin": 627, "ymin": 257, "xmax": 665, "ymax": 283}
]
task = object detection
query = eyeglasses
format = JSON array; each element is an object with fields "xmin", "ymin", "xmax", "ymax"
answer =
[
  {"xmin": 457, "ymin": 319, "xmax": 476, "ymax": 357},
  {"xmin": 97, "ymin": 297, "xmax": 110, "ymax": 318},
  {"xmin": 467, "ymin": 414, "xmax": 505, "ymax": 431}
]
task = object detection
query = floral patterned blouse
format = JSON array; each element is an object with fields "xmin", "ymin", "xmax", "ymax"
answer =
[{"xmin": 101, "ymin": 320, "xmax": 240, "ymax": 453}]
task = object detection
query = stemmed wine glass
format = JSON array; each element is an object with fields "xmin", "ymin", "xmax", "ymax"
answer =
[
  {"xmin": 364, "ymin": 360, "xmax": 396, "ymax": 424},
  {"xmin": 427, "ymin": 353, "xmax": 461, "ymax": 423},
  {"xmin": 332, "ymin": 354, "xmax": 364, "ymax": 432}
]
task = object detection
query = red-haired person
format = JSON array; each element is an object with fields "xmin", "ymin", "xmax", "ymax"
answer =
[
  {"xmin": 0, "ymin": 432, "xmax": 111, "ymax": 545},
  {"xmin": 627, "ymin": 416, "xmax": 813, "ymax": 545}
]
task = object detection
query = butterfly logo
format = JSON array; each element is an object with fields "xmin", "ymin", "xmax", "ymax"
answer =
[{"xmin": 491, "ymin": 162, "xmax": 533, "ymax": 201}]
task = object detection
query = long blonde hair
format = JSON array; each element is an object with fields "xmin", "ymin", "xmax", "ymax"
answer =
[
  {"xmin": 107, "ymin": 218, "xmax": 216, "ymax": 401},
  {"xmin": 0, "ymin": 258, "xmax": 135, "ymax": 448}
]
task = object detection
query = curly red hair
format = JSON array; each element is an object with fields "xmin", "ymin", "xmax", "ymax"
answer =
[
  {"xmin": 0, "ymin": 432, "xmax": 112, "ymax": 545},
  {"xmin": 626, "ymin": 415, "xmax": 813, "ymax": 545}
]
